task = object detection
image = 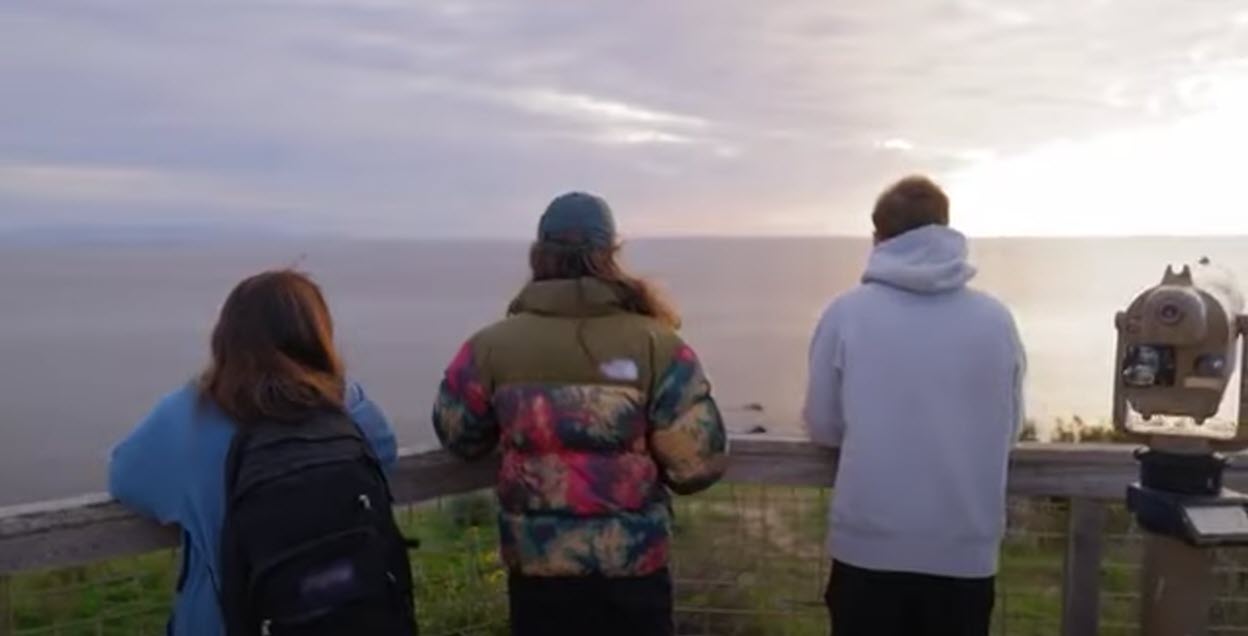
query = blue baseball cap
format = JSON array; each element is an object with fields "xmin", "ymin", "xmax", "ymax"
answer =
[{"xmin": 537, "ymin": 192, "xmax": 617, "ymax": 248}]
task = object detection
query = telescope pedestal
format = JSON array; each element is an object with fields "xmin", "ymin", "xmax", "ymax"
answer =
[
  {"xmin": 1129, "ymin": 447, "xmax": 1248, "ymax": 635},
  {"xmin": 1140, "ymin": 532, "xmax": 1215, "ymax": 636}
]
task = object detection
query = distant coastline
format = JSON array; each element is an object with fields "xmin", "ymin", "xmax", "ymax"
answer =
[{"xmin": 5, "ymin": 225, "xmax": 1247, "ymax": 247}]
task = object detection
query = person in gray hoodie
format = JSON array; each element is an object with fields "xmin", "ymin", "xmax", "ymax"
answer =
[{"xmin": 803, "ymin": 175, "xmax": 1026, "ymax": 636}]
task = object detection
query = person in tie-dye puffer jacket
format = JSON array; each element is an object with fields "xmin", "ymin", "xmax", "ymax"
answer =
[{"xmin": 432, "ymin": 192, "xmax": 728, "ymax": 636}]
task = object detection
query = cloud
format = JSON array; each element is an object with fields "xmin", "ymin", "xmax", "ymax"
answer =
[
  {"xmin": 948, "ymin": 90, "xmax": 1248, "ymax": 236},
  {"xmin": 960, "ymin": 0, "xmax": 1034, "ymax": 27},
  {"xmin": 510, "ymin": 88, "xmax": 708, "ymax": 129},
  {"xmin": 429, "ymin": 82, "xmax": 732, "ymax": 151},
  {"xmin": 3, "ymin": 1, "xmax": 1248, "ymax": 237},
  {"xmin": 873, "ymin": 138, "xmax": 996, "ymax": 165},
  {"xmin": 593, "ymin": 129, "xmax": 695, "ymax": 146},
  {"xmin": 0, "ymin": 161, "xmax": 291, "ymax": 210},
  {"xmin": 875, "ymin": 138, "xmax": 916, "ymax": 152}
]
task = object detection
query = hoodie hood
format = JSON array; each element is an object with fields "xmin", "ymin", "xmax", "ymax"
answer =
[{"xmin": 862, "ymin": 225, "xmax": 977, "ymax": 294}]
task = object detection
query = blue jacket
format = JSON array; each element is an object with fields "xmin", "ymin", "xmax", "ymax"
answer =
[{"xmin": 109, "ymin": 382, "xmax": 397, "ymax": 636}]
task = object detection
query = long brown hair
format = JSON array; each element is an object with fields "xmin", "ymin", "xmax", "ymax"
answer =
[
  {"xmin": 527, "ymin": 241, "xmax": 681, "ymax": 328},
  {"xmin": 199, "ymin": 269, "xmax": 345, "ymax": 424}
]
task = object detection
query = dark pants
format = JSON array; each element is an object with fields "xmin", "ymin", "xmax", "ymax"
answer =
[
  {"xmin": 826, "ymin": 560, "xmax": 995, "ymax": 636},
  {"xmin": 508, "ymin": 569, "xmax": 674, "ymax": 636}
]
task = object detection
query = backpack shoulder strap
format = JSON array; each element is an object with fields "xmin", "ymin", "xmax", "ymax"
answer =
[
  {"xmin": 219, "ymin": 426, "xmax": 253, "ymax": 632},
  {"xmin": 223, "ymin": 426, "xmax": 252, "ymax": 501}
]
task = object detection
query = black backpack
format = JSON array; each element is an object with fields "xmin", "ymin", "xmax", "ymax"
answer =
[{"xmin": 219, "ymin": 411, "xmax": 417, "ymax": 636}]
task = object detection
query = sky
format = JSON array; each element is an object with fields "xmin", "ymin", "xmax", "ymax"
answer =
[{"xmin": 2, "ymin": 0, "xmax": 1247, "ymax": 239}]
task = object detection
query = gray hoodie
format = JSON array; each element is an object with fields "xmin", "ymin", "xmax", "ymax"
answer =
[{"xmin": 803, "ymin": 225, "xmax": 1026, "ymax": 578}]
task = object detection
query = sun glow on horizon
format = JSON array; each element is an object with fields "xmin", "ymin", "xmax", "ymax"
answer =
[{"xmin": 946, "ymin": 76, "xmax": 1248, "ymax": 238}]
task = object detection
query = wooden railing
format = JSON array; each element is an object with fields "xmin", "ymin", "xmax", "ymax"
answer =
[{"xmin": 3, "ymin": 438, "xmax": 1246, "ymax": 635}]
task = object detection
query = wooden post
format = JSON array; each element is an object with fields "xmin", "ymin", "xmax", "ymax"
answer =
[
  {"xmin": 0, "ymin": 573, "xmax": 13, "ymax": 636},
  {"xmin": 1061, "ymin": 498, "xmax": 1107, "ymax": 636},
  {"xmin": 1140, "ymin": 532, "xmax": 1215, "ymax": 636}
]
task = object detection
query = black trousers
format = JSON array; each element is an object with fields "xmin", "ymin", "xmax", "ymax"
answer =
[
  {"xmin": 826, "ymin": 560, "xmax": 995, "ymax": 636},
  {"xmin": 508, "ymin": 569, "xmax": 674, "ymax": 636}
]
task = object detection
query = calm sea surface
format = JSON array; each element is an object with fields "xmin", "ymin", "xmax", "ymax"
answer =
[{"xmin": 1, "ymin": 237, "xmax": 1246, "ymax": 505}]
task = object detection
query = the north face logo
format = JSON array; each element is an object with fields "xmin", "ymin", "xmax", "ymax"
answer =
[{"xmin": 600, "ymin": 358, "xmax": 640, "ymax": 381}]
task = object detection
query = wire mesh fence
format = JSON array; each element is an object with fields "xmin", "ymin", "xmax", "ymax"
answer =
[{"xmin": 7, "ymin": 486, "xmax": 1248, "ymax": 635}]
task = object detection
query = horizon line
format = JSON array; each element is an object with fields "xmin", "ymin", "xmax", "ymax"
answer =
[{"xmin": 4, "ymin": 226, "xmax": 1248, "ymax": 243}]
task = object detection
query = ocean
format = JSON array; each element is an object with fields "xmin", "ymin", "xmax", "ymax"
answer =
[{"xmin": 1, "ymin": 236, "xmax": 1245, "ymax": 505}]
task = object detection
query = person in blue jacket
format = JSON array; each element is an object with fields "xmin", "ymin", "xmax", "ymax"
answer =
[{"xmin": 109, "ymin": 269, "xmax": 397, "ymax": 635}]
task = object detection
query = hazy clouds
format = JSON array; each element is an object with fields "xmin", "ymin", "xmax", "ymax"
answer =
[{"xmin": 3, "ymin": 0, "xmax": 1247, "ymax": 237}]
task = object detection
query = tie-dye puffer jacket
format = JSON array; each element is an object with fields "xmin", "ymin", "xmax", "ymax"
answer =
[{"xmin": 433, "ymin": 277, "xmax": 728, "ymax": 577}]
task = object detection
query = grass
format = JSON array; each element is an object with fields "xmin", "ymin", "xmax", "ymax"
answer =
[
  {"xmin": 8, "ymin": 551, "xmax": 178, "ymax": 635},
  {"xmin": 6, "ymin": 495, "xmax": 511, "ymax": 636},
  {"xmin": 9, "ymin": 487, "xmax": 1248, "ymax": 635}
]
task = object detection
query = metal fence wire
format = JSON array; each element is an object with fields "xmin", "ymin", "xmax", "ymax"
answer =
[{"xmin": 7, "ymin": 488, "xmax": 1248, "ymax": 635}]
